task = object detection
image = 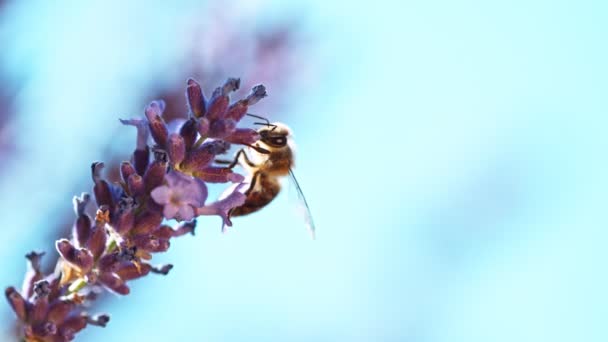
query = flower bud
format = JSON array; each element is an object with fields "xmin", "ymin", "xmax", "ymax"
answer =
[
  {"xmin": 72, "ymin": 194, "xmax": 92, "ymax": 248},
  {"xmin": 168, "ymin": 133, "xmax": 186, "ymax": 167},
  {"xmin": 246, "ymin": 84, "xmax": 267, "ymax": 106},
  {"xmin": 131, "ymin": 211, "xmax": 163, "ymax": 235},
  {"xmin": 86, "ymin": 225, "xmax": 107, "ymax": 260},
  {"xmin": 225, "ymin": 128, "xmax": 261, "ymax": 145},
  {"xmin": 186, "ymin": 78, "xmax": 206, "ymax": 118},
  {"xmin": 116, "ymin": 262, "xmax": 151, "ymax": 281},
  {"xmin": 133, "ymin": 235, "xmax": 170, "ymax": 253},
  {"xmin": 98, "ymin": 272, "xmax": 129, "ymax": 295},
  {"xmin": 59, "ymin": 315, "xmax": 87, "ymax": 338},
  {"xmin": 5, "ymin": 287, "xmax": 27, "ymax": 321},
  {"xmin": 133, "ymin": 147, "xmax": 150, "ymax": 176},
  {"xmin": 144, "ymin": 160, "xmax": 167, "ymax": 193},
  {"xmin": 224, "ymin": 100, "xmax": 249, "ymax": 121},
  {"xmin": 180, "ymin": 140, "xmax": 230, "ymax": 172},
  {"xmin": 56, "ymin": 239, "xmax": 94, "ymax": 274},
  {"xmin": 120, "ymin": 161, "xmax": 137, "ymax": 183},
  {"xmin": 145, "ymin": 100, "xmax": 169, "ymax": 147},
  {"xmin": 197, "ymin": 117, "xmax": 210, "ymax": 137},
  {"xmin": 91, "ymin": 162, "xmax": 113, "ymax": 209},
  {"xmin": 31, "ymin": 321, "xmax": 57, "ymax": 337},
  {"xmin": 194, "ymin": 167, "xmax": 244, "ymax": 183},
  {"xmin": 115, "ymin": 208, "xmax": 135, "ymax": 234},
  {"xmin": 208, "ymin": 118, "xmax": 236, "ymax": 139},
  {"xmin": 205, "ymin": 90, "xmax": 223, "ymax": 120},
  {"xmin": 127, "ymin": 174, "xmax": 144, "ymax": 197},
  {"xmin": 46, "ymin": 300, "xmax": 74, "ymax": 325},
  {"xmin": 180, "ymin": 117, "xmax": 198, "ymax": 150}
]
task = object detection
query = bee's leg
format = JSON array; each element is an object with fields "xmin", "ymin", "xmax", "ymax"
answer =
[{"xmin": 214, "ymin": 149, "xmax": 257, "ymax": 169}]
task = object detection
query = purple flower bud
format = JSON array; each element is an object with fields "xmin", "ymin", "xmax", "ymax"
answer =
[
  {"xmin": 119, "ymin": 118, "xmax": 149, "ymax": 151},
  {"xmin": 196, "ymin": 183, "xmax": 247, "ymax": 230},
  {"xmin": 98, "ymin": 272, "xmax": 129, "ymax": 295},
  {"xmin": 246, "ymin": 84, "xmax": 267, "ymax": 106},
  {"xmin": 120, "ymin": 161, "xmax": 137, "ymax": 183},
  {"xmin": 116, "ymin": 262, "xmax": 151, "ymax": 281},
  {"xmin": 186, "ymin": 78, "xmax": 206, "ymax": 118},
  {"xmin": 194, "ymin": 167, "xmax": 245, "ymax": 183},
  {"xmin": 224, "ymin": 100, "xmax": 249, "ymax": 122},
  {"xmin": 58, "ymin": 315, "xmax": 87, "ymax": 338},
  {"xmin": 208, "ymin": 118, "xmax": 237, "ymax": 139},
  {"xmin": 152, "ymin": 225, "xmax": 173, "ymax": 240},
  {"xmin": 86, "ymin": 226, "xmax": 107, "ymax": 260},
  {"xmin": 46, "ymin": 300, "xmax": 74, "ymax": 325},
  {"xmin": 180, "ymin": 140, "xmax": 230, "ymax": 172},
  {"xmin": 133, "ymin": 147, "xmax": 150, "ymax": 176},
  {"xmin": 30, "ymin": 292, "xmax": 49, "ymax": 323},
  {"xmin": 206, "ymin": 88, "xmax": 229, "ymax": 121},
  {"xmin": 91, "ymin": 162, "xmax": 113, "ymax": 209},
  {"xmin": 225, "ymin": 128, "xmax": 261, "ymax": 146},
  {"xmin": 167, "ymin": 133, "xmax": 186, "ymax": 167},
  {"xmin": 72, "ymin": 193, "xmax": 92, "ymax": 248},
  {"xmin": 97, "ymin": 253, "xmax": 120, "ymax": 273},
  {"xmin": 145, "ymin": 100, "xmax": 169, "ymax": 147},
  {"xmin": 22, "ymin": 251, "xmax": 45, "ymax": 299},
  {"xmin": 132, "ymin": 235, "xmax": 170, "ymax": 253},
  {"xmin": 197, "ymin": 117, "xmax": 210, "ymax": 137},
  {"xmin": 114, "ymin": 208, "xmax": 135, "ymax": 234},
  {"xmin": 5, "ymin": 287, "xmax": 27, "ymax": 321},
  {"xmin": 180, "ymin": 117, "xmax": 198, "ymax": 150},
  {"xmin": 127, "ymin": 174, "xmax": 144, "ymax": 197},
  {"xmin": 144, "ymin": 160, "xmax": 167, "ymax": 193},
  {"xmin": 31, "ymin": 321, "xmax": 57, "ymax": 337},
  {"xmin": 131, "ymin": 211, "xmax": 163, "ymax": 235},
  {"xmin": 56, "ymin": 239, "xmax": 94, "ymax": 274}
]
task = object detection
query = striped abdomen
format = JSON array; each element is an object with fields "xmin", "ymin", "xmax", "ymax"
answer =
[{"xmin": 230, "ymin": 172, "xmax": 281, "ymax": 217}]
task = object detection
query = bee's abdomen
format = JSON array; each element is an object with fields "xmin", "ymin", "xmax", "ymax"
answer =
[{"xmin": 230, "ymin": 174, "xmax": 280, "ymax": 217}]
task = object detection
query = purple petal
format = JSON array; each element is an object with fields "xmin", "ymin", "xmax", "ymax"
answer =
[
  {"xmin": 163, "ymin": 203, "xmax": 179, "ymax": 219},
  {"xmin": 180, "ymin": 178, "xmax": 208, "ymax": 207},
  {"xmin": 151, "ymin": 186, "xmax": 171, "ymax": 205},
  {"xmin": 196, "ymin": 184, "xmax": 246, "ymax": 228},
  {"xmin": 178, "ymin": 205, "xmax": 195, "ymax": 221}
]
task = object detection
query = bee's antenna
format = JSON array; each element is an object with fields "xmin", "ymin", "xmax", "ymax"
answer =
[{"xmin": 246, "ymin": 113, "xmax": 277, "ymax": 132}]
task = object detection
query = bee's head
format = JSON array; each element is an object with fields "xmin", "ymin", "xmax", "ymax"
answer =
[{"xmin": 257, "ymin": 122, "xmax": 291, "ymax": 150}]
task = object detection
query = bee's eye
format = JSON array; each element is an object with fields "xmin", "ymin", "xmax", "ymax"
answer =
[{"xmin": 271, "ymin": 137, "xmax": 287, "ymax": 146}]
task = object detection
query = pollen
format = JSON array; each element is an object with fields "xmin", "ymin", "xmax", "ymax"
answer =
[{"xmin": 95, "ymin": 207, "xmax": 111, "ymax": 225}]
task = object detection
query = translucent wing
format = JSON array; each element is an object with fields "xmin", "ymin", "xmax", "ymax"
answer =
[{"xmin": 288, "ymin": 168, "xmax": 316, "ymax": 239}]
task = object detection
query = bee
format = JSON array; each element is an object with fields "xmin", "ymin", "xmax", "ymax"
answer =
[{"xmin": 216, "ymin": 117, "xmax": 315, "ymax": 238}]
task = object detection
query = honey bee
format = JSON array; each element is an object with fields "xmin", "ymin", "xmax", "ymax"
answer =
[{"xmin": 217, "ymin": 118, "xmax": 315, "ymax": 238}]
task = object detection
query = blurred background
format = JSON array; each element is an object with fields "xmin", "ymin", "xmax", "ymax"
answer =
[{"xmin": 1, "ymin": 0, "xmax": 607, "ymax": 341}]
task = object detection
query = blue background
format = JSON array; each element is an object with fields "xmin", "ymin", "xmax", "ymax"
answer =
[{"xmin": 1, "ymin": 0, "xmax": 607, "ymax": 341}]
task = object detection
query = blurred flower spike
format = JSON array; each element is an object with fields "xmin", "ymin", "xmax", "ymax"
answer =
[{"xmin": 5, "ymin": 77, "xmax": 266, "ymax": 341}]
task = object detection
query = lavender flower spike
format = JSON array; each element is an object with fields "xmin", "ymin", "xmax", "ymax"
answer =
[
  {"xmin": 5, "ymin": 77, "xmax": 269, "ymax": 341},
  {"xmin": 151, "ymin": 171, "xmax": 208, "ymax": 221}
]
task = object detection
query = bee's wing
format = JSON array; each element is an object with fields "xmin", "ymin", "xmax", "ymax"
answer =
[{"xmin": 287, "ymin": 168, "xmax": 316, "ymax": 239}]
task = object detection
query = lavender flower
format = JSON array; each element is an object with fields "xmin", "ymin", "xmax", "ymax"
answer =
[
  {"xmin": 5, "ymin": 77, "xmax": 268, "ymax": 341},
  {"xmin": 151, "ymin": 171, "xmax": 207, "ymax": 221}
]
